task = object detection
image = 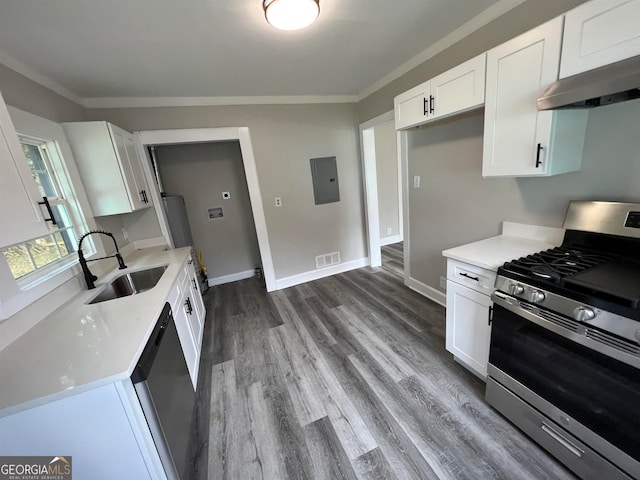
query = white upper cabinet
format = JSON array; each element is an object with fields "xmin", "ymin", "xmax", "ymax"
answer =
[
  {"xmin": 394, "ymin": 81, "xmax": 430, "ymax": 130},
  {"xmin": 560, "ymin": 0, "xmax": 640, "ymax": 79},
  {"xmin": 482, "ymin": 17, "xmax": 588, "ymax": 177},
  {"xmin": 0, "ymin": 92, "xmax": 51, "ymax": 248},
  {"xmin": 394, "ymin": 54, "xmax": 486, "ymax": 130},
  {"xmin": 430, "ymin": 54, "xmax": 486, "ymax": 121},
  {"xmin": 62, "ymin": 122, "xmax": 152, "ymax": 216}
]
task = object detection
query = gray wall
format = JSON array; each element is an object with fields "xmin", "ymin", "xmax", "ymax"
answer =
[
  {"xmin": 408, "ymin": 99, "xmax": 640, "ymax": 292},
  {"xmin": 88, "ymin": 104, "xmax": 366, "ymax": 279},
  {"xmin": 0, "ymin": 63, "xmax": 134, "ymax": 254},
  {"xmin": 374, "ymin": 120, "xmax": 400, "ymax": 239},
  {"xmin": 155, "ymin": 141, "xmax": 261, "ymax": 280},
  {"xmin": 0, "ymin": 63, "xmax": 86, "ymax": 123},
  {"xmin": 358, "ymin": 0, "xmax": 588, "ymax": 123}
]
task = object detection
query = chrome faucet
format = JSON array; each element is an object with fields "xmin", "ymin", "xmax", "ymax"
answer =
[{"xmin": 77, "ymin": 230, "xmax": 127, "ymax": 289}]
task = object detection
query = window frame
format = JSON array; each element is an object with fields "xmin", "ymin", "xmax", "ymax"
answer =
[
  {"xmin": 0, "ymin": 107, "xmax": 99, "ymax": 320},
  {"xmin": 2, "ymin": 134, "xmax": 86, "ymax": 282}
]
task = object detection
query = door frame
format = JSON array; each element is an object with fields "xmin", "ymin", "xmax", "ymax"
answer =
[
  {"xmin": 135, "ymin": 127, "xmax": 276, "ymax": 292},
  {"xmin": 359, "ymin": 110, "xmax": 403, "ymax": 268}
]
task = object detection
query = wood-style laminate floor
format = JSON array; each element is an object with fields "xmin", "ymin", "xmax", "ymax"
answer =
[
  {"xmin": 186, "ymin": 267, "xmax": 575, "ymax": 480},
  {"xmin": 381, "ymin": 242, "xmax": 404, "ymax": 278}
]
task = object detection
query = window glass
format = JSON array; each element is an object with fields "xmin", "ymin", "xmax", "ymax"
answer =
[{"xmin": 1, "ymin": 139, "xmax": 78, "ymax": 279}]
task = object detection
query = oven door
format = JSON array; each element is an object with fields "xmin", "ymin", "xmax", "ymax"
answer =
[{"xmin": 487, "ymin": 295, "xmax": 640, "ymax": 477}]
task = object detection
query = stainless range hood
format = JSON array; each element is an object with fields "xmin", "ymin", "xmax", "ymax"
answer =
[{"xmin": 537, "ymin": 55, "xmax": 640, "ymax": 110}]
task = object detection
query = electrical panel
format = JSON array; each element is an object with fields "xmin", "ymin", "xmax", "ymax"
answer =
[{"xmin": 310, "ymin": 156, "xmax": 340, "ymax": 205}]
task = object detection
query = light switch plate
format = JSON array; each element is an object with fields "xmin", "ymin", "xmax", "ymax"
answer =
[
  {"xmin": 413, "ymin": 176, "xmax": 421, "ymax": 188},
  {"xmin": 222, "ymin": 191, "xmax": 231, "ymax": 199}
]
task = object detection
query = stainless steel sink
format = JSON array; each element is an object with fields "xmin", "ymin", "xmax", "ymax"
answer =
[{"xmin": 87, "ymin": 265, "xmax": 168, "ymax": 304}]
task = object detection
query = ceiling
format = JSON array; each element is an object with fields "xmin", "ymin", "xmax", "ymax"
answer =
[{"xmin": 0, "ymin": 0, "xmax": 520, "ymax": 104}]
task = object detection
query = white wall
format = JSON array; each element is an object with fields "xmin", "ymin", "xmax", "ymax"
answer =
[
  {"xmin": 88, "ymin": 103, "xmax": 367, "ymax": 280},
  {"xmin": 374, "ymin": 120, "xmax": 400, "ymax": 240},
  {"xmin": 408, "ymin": 99, "xmax": 640, "ymax": 291}
]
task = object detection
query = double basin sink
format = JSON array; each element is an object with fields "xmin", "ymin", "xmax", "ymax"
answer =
[{"xmin": 87, "ymin": 265, "xmax": 168, "ymax": 305}]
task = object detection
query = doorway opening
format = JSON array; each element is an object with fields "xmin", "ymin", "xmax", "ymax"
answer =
[
  {"xmin": 135, "ymin": 127, "xmax": 276, "ymax": 292},
  {"xmin": 152, "ymin": 141, "xmax": 262, "ymax": 288},
  {"xmin": 359, "ymin": 111, "xmax": 404, "ymax": 276}
]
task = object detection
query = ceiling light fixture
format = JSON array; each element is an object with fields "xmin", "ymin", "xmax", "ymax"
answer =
[{"xmin": 263, "ymin": 0, "xmax": 320, "ymax": 31}]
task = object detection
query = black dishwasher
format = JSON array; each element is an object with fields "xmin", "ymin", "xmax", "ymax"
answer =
[{"xmin": 132, "ymin": 303, "xmax": 195, "ymax": 479}]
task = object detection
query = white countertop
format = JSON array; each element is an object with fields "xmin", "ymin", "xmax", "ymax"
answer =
[
  {"xmin": 0, "ymin": 246, "xmax": 191, "ymax": 417},
  {"xmin": 442, "ymin": 222, "xmax": 565, "ymax": 271}
]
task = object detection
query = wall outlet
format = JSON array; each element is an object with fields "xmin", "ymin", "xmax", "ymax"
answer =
[
  {"xmin": 275, "ymin": 197, "xmax": 282, "ymax": 207},
  {"xmin": 387, "ymin": 227, "xmax": 392, "ymax": 235},
  {"xmin": 440, "ymin": 276, "xmax": 447, "ymax": 290},
  {"xmin": 413, "ymin": 175, "xmax": 421, "ymax": 188}
]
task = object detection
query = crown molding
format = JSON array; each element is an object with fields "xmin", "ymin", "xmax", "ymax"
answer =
[
  {"xmin": 83, "ymin": 95, "xmax": 358, "ymax": 109},
  {"xmin": 356, "ymin": 0, "xmax": 527, "ymax": 101},
  {"xmin": 0, "ymin": 48, "xmax": 84, "ymax": 106}
]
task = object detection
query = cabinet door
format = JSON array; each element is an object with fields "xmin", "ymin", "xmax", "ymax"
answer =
[
  {"xmin": 482, "ymin": 17, "xmax": 563, "ymax": 177},
  {"xmin": 184, "ymin": 261, "xmax": 205, "ymax": 350},
  {"xmin": 174, "ymin": 284, "xmax": 199, "ymax": 389},
  {"xmin": 394, "ymin": 81, "xmax": 430, "ymax": 130},
  {"xmin": 0, "ymin": 92, "xmax": 50, "ymax": 247},
  {"xmin": 108, "ymin": 124, "xmax": 146, "ymax": 211},
  {"xmin": 123, "ymin": 131, "xmax": 152, "ymax": 207},
  {"xmin": 187, "ymin": 261, "xmax": 205, "ymax": 333},
  {"xmin": 431, "ymin": 54, "xmax": 486, "ymax": 121},
  {"xmin": 63, "ymin": 121, "xmax": 151, "ymax": 216},
  {"xmin": 445, "ymin": 280, "xmax": 492, "ymax": 378},
  {"xmin": 560, "ymin": 0, "xmax": 640, "ymax": 78}
]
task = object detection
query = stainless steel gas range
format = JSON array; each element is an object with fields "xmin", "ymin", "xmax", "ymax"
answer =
[{"xmin": 486, "ymin": 201, "xmax": 640, "ymax": 480}]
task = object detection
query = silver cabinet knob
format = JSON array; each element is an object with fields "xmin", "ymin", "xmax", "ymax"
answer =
[
  {"xmin": 573, "ymin": 306, "xmax": 596, "ymax": 322},
  {"xmin": 529, "ymin": 290, "xmax": 546, "ymax": 303},
  {"xmin": 509, "ymin": 284, "xmax": 524, "ymax": 295}
]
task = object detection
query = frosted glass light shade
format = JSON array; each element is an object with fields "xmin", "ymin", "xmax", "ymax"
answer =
[{"xmin": 264, "ymin": 0, "xmax": 320, "ymax": 30}]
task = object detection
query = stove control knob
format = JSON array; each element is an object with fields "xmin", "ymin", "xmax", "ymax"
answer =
[
  {"xmin": 509, "ymin": 284, "xmax": 524, "ymax": 296},
  {"xmin": 529, "ymin": 290, "xmax": 546, "ymax": 303},
  {"xmin": 573, "ymin": 306, "xmax": 596, "ymax": 322}
]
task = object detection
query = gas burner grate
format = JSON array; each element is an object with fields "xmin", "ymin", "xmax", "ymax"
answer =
[{"xmin": 500, "ymin": 247, "xmax": 613, "ymax": 285}]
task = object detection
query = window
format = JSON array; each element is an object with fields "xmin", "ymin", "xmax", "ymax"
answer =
[{"xmin": 2, "ymin": 137, "xmax": 79, "ymax": 279}]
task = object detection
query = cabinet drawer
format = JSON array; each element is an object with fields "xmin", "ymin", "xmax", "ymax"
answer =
[{"xmin": 446, "ymin": 259, "xmax": 496, "ymax": 295}]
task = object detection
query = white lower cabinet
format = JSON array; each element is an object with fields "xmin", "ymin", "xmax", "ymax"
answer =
[
  {"xmin": 168, "ymin": 257, "xmax": 206, "ymax": 389},
  {"xmin": 0, "ymin": 382, "xmax": 165, "ymax": 479},
  {"xmin": 445, "ymin": 259, "xmax": 494, "ymax": 379}
]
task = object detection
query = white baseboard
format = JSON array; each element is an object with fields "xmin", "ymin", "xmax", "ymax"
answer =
[
  {"xmin": 380, "ymin": 234, "xmax": 402, "ymax": 246},
  {"xmin": 275, "ymin": 257, "xmax": 369, "ymax": 290},
  {"xmin": 405, "ymin": 276, "xmax": 446, "ymax": 307},
  {"xmin": 209, "ymin": 269, "xmax": 256, "ymax": 286}
]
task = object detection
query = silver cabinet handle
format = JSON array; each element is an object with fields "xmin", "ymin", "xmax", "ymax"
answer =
[{"xmin": 541, "ymin": 423, "xmax": 584, "ymax": 458}]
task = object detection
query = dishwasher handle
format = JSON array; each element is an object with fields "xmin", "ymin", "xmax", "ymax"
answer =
[{"xmin": 131, "ymin": 303, "xmax": 173, "ymax": 384}]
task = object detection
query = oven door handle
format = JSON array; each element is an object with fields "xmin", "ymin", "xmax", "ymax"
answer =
[{"xmin": 540, "ymin": 423, "xmax": 585, "ymax": 458}]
